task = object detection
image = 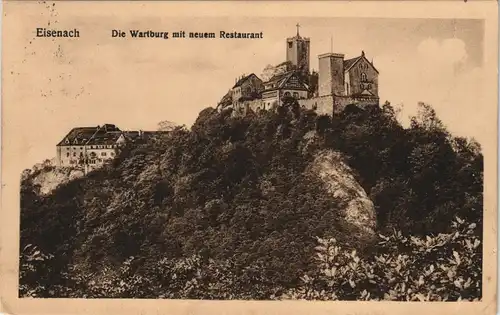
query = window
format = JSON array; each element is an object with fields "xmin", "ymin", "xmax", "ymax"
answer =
[
  {"xmin": 288, "ymin": 42, "xmax": 293, "ymax": 48},
  {"xmin": 293, "ymin": 92, "xmax": 299, "ymax": 99},
  {"xmin": 110, "ymin": 152, "xmax": 115, "ymax": 157},
  {"xmin": 101, "ymin": 152, "xmax": 107, "ymax": 156},
  {"xmin": 73, "ymin": 152, "xmax": 76, "ymax": 157},
  {"xmin": 361, "ymin": 73, "xmax": 367, "ymax": 81},
  {"xmin": 368, "ymin": 84, "xmax": 372, "ymax": 90},
  {"xmin": 80, "ymin": 147, "xmax": 83, "ymax": 150},
  {"xmin": 284, "ymin": 92, "xmax": 291, "ymax": 97},
  {"xmin": 66, "ymin": 153, "xmax": 70, "ymax": 157}
]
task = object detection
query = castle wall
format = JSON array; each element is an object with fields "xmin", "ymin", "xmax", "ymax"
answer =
[
  {"xmin": 298, "ymin": 95, "xmax": 334, "ymax": 116},
  {"xmin": 336, "ymin": 96, "xmax": 380, "ymax": 111},
  {"xmin": 232, "ymin": 99, "xmax": 265, "ymax": 116},
  {"xmin": 299, "ymin": 95, "xmax": 379, "ymax": 116},
  {"xmin": 247, "ymin": 99, "xmax": 265, "ymax": 112}
]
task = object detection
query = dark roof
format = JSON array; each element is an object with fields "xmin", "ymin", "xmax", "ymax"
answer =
[
  {"xmin": 343, "ymin": 57, "xmax": 361, "ymax": 71},
  {"xmin": 58, "ymin": 124, "xmax": 168, "ymax": 146},
  {"xmin": 263, "ymin": 71, "xmax": 308, "ymax": 91},
  {"xmin": 343, "ymin": 54, "xmax": 379, "ymax": 74},
  {"xmin": 266, "ymin": 71, "xmax": 293, "ymax": 85},
  {"xmin": 100, "ymin": 124, "xmax": 120, "ymax": 132},
  {"xmin": 56, "ymin": 127, "xmax": 97, "ymax": 146},
  {"xmin": 86, "ymin": 131, "xmax": 123, "ymax": 145},
  {"xmin": 232, "ymin": 73, "xmax": 260, "ymax": 88}
]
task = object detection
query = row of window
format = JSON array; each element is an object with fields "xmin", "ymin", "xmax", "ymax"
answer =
[
  {"xmin": 283, "ymin": 91, "xmax": 301, "ymax": 98},
  {"xmin": 66, "ymin": 152, "xmax": 115, "ymax": 158},
  {"xmin": 65, "ymin": 145, "xmax": 118, "ymax": 150},
  {"xmin": 359, "ymin": 63, "xmax": 369, "ymax": 70},
  {"xmin": 345, "ymin": 82, "xmax": 373, "ymax": 93}
]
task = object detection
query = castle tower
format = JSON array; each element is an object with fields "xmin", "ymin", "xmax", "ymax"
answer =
[
  {"xmin": 318, "ymin": 53, "xmax": 345, "ymax": 97},
  {"xmin": 286, "ymin": 23, "xmax": 310, "ymax": 76}
]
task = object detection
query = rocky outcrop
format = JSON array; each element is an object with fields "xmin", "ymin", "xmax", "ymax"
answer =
[
  {"xmin": 307, "ymin": 150, "xmax": 377, "ymax": 240},
  {"xmin": 29, "ymin": 165, "xmax": 84, "ymax": 195}
]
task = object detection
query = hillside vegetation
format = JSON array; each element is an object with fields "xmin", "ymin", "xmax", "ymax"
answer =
[{"xmin": 20, "ymin": 101, "xmax": 483, "ymax": 300}]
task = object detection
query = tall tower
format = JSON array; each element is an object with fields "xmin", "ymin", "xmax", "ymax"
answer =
[
  {"xmin": 318, "ymin": 53, "xmax": 345, "ymax": 97},
  {"xmin": 286, "ymin": 23, "xmax": 310, "ymax": 76}
]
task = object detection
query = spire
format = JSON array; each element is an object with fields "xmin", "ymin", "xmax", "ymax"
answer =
[
  {"xmin": 296, "ymin": 23, "xmax": 300, "ymax": 36},
  {"xmin": 361, "ymin": 50, "xmax": 365, "ymax": 57}
]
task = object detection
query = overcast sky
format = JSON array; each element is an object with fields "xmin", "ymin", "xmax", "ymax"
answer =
[{"xmin": 4, "ymin": 14, "xmax": 486, "ymax": 169}]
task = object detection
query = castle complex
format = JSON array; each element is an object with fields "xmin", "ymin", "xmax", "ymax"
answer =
[{"xmin": 218, "ymin": 25, "xmax": 379, "ymax": 115}]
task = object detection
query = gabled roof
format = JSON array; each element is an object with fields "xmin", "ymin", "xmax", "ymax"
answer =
[
  {"xmin": 232, "ymin": 73, "xmax": 261, "ymax": 88},
  {"xmin": 344, "ymin": 54, "xmax": 379, "ymax": 74},
  {"xmin": 86, "ymin": 131, "xmax": 123, "ymax": 146},
  {"xmin": 57, "ymin": 127, "xmax": 98, "ymax": 146},
  {"xmin": 264, "ymin": 71, "xmax": 308, "ymax": 91},
  {"xmin": 265, "ymin": 71, "xmax": 292, "ymax": 86},
  {"xmin": 344, "ymin": 57, "xmax": 361, "ymax": 71},
  {"xmin": 58, "ymin": 124, "xmax": 169, "ymax": 147}
]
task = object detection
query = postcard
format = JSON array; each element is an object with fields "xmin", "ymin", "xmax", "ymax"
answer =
[{"xmin": 0, "ymin": 1, "xmax": 498, "ymax": 315}]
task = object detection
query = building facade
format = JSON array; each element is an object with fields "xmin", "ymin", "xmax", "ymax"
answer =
[
  {"xmin": 56, "ymin": 124, "xmax": 150, "ymax": 173},
  {"xmin": 229, "ymin": 73, "xmax": 265, "ymax": 115},
  {"xmin": 261, "ymin": 71, "xmax": 309, "ymax": 109}
]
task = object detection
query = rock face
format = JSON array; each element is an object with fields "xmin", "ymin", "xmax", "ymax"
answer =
[
  {"xmin": 307, "ymin": 150, "xmax": 377, "ymax": 240},
  {"xmin": 30, "ymin": 167, "xmax": 84, "ymax": 195}
]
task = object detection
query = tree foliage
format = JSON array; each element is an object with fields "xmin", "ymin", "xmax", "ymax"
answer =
[{"xmin": 19, "ymin": 101, "xmax": 483, "ymax": 299}]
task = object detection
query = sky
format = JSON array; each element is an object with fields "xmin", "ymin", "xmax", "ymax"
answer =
[{"xmin": 3, "ymin": 13, "xmax": 487, "ymax": 170}]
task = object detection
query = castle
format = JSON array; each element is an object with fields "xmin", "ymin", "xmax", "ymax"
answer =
[
  {"xmin": 217, "ymin": 25, "xmax": 379, "ymax": 115},
  {"xmin": 56, "ymin": 124, "xmax": 160, "ymax": 174}
]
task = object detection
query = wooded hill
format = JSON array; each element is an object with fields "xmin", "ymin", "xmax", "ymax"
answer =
[{"xmin": 20, "ymin": 100, "xmax": 483, "ymax": 299}]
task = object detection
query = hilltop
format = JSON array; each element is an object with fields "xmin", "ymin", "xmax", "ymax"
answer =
[{"xmin": 19, "ymin": 100, "xmax": 483, "ymax": 300}]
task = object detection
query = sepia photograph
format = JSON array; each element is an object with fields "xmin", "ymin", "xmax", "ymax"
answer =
[{"xmin": 0, "ymin": 1, "xmax": 498, "ymax": 315}]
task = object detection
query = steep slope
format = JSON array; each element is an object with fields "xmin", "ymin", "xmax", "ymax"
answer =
[
  {"xmin": 19, "ymin": 101, "xmax": 483, "ymax": 298},
  {"xmin": 308, "ymin": 150, "xmax": 376, "ymax": 240}
]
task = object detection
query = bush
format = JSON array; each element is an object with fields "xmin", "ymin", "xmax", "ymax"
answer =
[{"xmin": 283, "ymin": 216, "xmax": 481, "ymax": 301}]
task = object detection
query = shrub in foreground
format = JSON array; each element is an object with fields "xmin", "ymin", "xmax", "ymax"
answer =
[
  {"xmin": 284, "ymin": 216, "xmax": 481, "ymax": 301},
  {"xmin": 20, "ymin": 217, "xmax": 481, "ymax": 300}
]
